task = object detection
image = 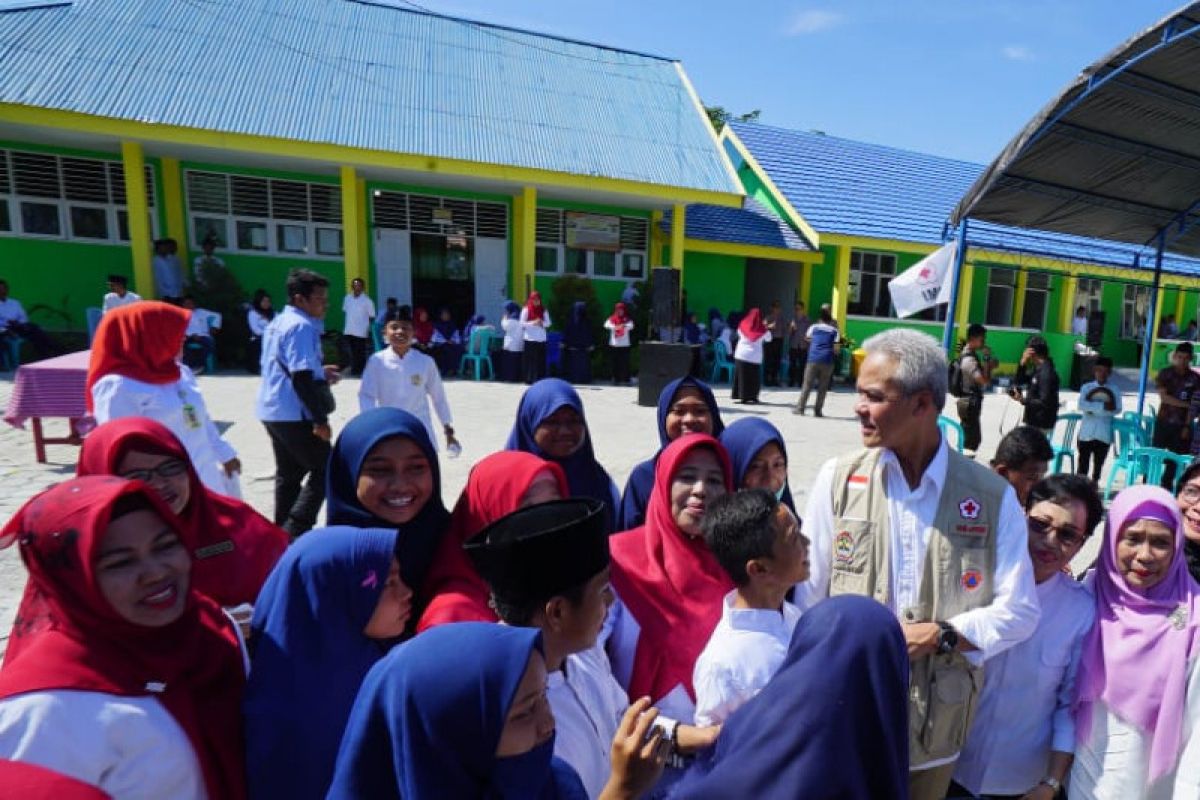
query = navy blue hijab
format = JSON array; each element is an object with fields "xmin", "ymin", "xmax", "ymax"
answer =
[
  {"xmin": 618, "ymin": 376, "xmax": 724, "ymax": 529},
  {"xmin": 505, "ymin": 379, "xmax": 616, "ymax": 532},
  {"xmin": 326, "ymin": 622, "xmax": 586, "ymax": 800},
  {"xmin": 563, "ymin": 301, "xmax": 592, "ymax": 349},
  {"xmin": 719, "ymin": 417, "xmax": 795, "ymax": 512},
  {"xmin": 244, "ymin": 527, "xmax": 397, "ymax": 800},
  {"xmin": 670, "ymin": 595, "xmax": 910, "ymax": 799},
  {"xmin": 326, "ymin": 407, "xmax": 451, "ymax": 593}
]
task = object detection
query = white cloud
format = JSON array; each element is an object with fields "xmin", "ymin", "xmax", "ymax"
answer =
[
  {"xmin": 1001, "ymin": 44, "xmax": 1035, "ymax": 62},
  {"xmin": 786, "ymin": 9, "xmax": 842, "ymax": 36}
]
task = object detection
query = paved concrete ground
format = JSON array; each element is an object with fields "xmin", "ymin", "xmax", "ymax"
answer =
[{"xmin": 0, "ymin": 368, "xmax": 1130, "ymax": 654}]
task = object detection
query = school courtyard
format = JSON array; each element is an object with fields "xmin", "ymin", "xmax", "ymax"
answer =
[{"xmin": 0, "ymin": 370, "xmax": 1119, "ymax": 655}]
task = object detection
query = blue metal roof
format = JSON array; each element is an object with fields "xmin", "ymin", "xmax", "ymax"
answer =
[
  {"xmin": 661, "ymin": 196, "xmax": 814, "ymax": 252},
  {"xmin": 728, "ymin": 121, "xmax": 1200, "ymax": 277},
  {"xmin": 0, "ymin": 0, "xmax": 739, "ymax": 194}
]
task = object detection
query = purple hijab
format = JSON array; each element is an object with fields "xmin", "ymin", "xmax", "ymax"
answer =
[{"xmin": 1075, "ymin": 485, "xmax": 1200, "ymax": 781}]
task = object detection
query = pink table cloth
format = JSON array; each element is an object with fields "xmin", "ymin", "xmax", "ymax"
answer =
[{"xmin": 4, "ymin": 350, "xmax": 92, "ymax": 430}]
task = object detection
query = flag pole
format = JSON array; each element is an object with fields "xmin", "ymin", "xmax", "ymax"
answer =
[{"xmin": 940, "ymin": 219, "xmax": 969, "ymax": 353}]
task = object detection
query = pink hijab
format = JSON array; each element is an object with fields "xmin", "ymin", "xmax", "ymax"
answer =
[{"xmin": 1075, "ymin": 485, "xmax": 1200, "ymax": 781}]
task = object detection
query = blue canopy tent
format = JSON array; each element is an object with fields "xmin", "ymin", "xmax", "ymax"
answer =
[{"xmin": 942, "ymin": 2, "xmax": 1200, "ymax": 414}]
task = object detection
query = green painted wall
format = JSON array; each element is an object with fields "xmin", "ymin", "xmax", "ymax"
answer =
[
  {"xmin": 807, "ymin": 245, "xmax": 837, "ymax": 308},
  {"xmin": 682, "ymin": 251, "xmax": 744, "ymax": 318},
  {"xmin": 2, "ymin": 239, "xmax": 133, "ymax": 331}
]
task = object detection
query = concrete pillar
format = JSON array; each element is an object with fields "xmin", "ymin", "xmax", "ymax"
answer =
[{"xmin": 120, "ymin": 141, "xmax": 154, "ymax": 298}]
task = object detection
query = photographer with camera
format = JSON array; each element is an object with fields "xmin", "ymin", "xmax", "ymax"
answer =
[
  {"xmin": 954, "ymin": 323, "xmax": 998, "ymax": 458},
  {"xmin": 1010, "ymin": 336, "xmax": 1060, "ymax": 438}
]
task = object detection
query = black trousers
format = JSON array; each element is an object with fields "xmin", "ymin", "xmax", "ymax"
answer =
[
  {"xmin": 1153, "ymin": 421, "xmax": 1191, "ymax": 489},
  {"xmin": 788, "ymin": 347, "xmax": 808, "ymax": 387},
  {"xmin": 763, "ymin": 339, "xmax": 784, "ymax": 386},
  {"xmin": 735, "ymin": 359, "xmax": 761, "ymax": 402},
  {"xmin": 956, "ymin": 395, "xmax": 983, "ymax": 452},
  {"xmin": 342, "ymin": 334, "xmax": 370, "ymax": 375},
  {"xmin": 523, "ymin": 340, "xmax": 547, "ymax": 384},
  {"xmin": 263, "ymin": 420, "xmax": 331, "ymax": 538},
  {"xmin": 610, "ymin": 346, "xmax": 631, "ymax": 384},
  {"xmin": 1077, "ymin": 439, "xmax": 1111, "ymax": 482}
]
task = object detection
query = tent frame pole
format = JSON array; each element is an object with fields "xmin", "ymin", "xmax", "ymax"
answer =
[
  {"xmin": 1137, "ymin": 238, "xmax": 1166, "ymax": 416},
  {"xmin": 941, "ymin": 219, "xmax": 969, "ymax": 353}
]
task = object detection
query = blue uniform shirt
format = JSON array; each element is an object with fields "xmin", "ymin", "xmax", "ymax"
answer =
[{"xmin": 256, "ymin": 305, "xmax": 326, "ymax": 422}]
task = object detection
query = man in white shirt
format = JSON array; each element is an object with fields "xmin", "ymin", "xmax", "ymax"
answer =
[
  {"xmin": 102, "ymin": 274, "xmax": 142, "ymax": 313},
  {"xmin": 797, "ymin": 328, "xmax": 1039, "ymax": 800},
  {"xmin": 181, "ymin": 295, "xmax": 220, "ymax": 373},
  {"xmin": 192, "ymin": 236, "xmax": 225, "ymax": 291},
  {"xmin": 951, "ymin": 474, "xmax": 1101, "ymax": 800},
  {"xmin": 0, "ymin": 279, "xmax": 57, "ymax": 360},
  {"xmin": 359, "ymin": 307, "xmax": 457, "ymax": 451},
  {"xmin": 1072, "ymin": 305, "xmax": 1089, "ymax": 336},
  {"xmin": 152, "ymin": 238, "xmax": 184, "ymax": 302},
  {"xmin": 1076, "ymin": 356, "xmax": 1121, "ymax": 483},
  {"xmin": 341, "ymin": 278, "xmax": 376, "ymax": 376}
]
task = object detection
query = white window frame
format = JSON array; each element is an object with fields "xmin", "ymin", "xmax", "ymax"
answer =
[
  {"xmin": 1076, "ymin": 277, "xmax": 1104, "ymax": 313},
  {"xmin": 985, "ymin": 267, "xmax": 1016, "ymax": 327},
  {"xmin": 66, "ymin": 201, "xmax": 114, "ymax": 241},
  {"xmin": 1020, "ymin": 272, "xmax": 1051, "ymax": 330},
  {"xmin": 847, "ymin": 250, "xmax": 898, "ymax": 318},
  {"xmin": 1123, "ymin": 284, "xmax": 1152, "ymax": 340},
  {"xmin": 14, "ymin": 196, "xmax": 64, "ymax": 239}
]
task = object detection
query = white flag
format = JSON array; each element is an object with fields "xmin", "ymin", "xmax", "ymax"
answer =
[{"xmin": 887, "ymin": 241, "xmax": 958, "ymax": 318}]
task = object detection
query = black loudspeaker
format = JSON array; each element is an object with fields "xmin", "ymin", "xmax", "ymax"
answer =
[
  {"xmin": 1087, "ymin": 310, "xmax": 1105, "ymax": 349},
  {"xmin": 638, "ymin": 342, "xmax": 697, "ymax": 406},
  {"xmin": 651, "ymin": 267, "xmax": 680, "ymax": 333}
]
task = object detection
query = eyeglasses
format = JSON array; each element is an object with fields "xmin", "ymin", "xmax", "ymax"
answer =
[
  {"xmin": 120, "ymin": 459, "xmax": 188, "ymax": 483},
  {"xmin": 1180, "ymin": 484, "xmax": 1200, "ymax": 505},
  {"xmin": 1027, "ymin": 516, "xmax": 1087, "ymax": 549}
]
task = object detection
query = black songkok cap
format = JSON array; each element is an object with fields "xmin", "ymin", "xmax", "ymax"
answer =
[
  {"xmin": 465, "ymin": 498, "xmax": 609, "ymax": 606},
  {"xmin": 107, "ymin": 274, "xmax": 128, "ymax": 285}
]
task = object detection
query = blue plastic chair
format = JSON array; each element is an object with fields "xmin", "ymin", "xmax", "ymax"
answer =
[
  {"xmin": 86, "ymin": 306, "xmax": 102, "ymax": 345},
  {"xmin": 1105, "ymin": 418, "xmax": 1149, "ymax": 501},
  {"xmin": 458, "ymin": 328, "xmax": 495, "ymax": 381},
  {"xmin": 184, "ymin": 314, "xmax": 218, "ymax": 373},
  {"xmin": 1129, "ymin": 446, "xmax": 1194, "ymax": 492},
  {"xmin": 1050, "ymin": 413, "xmax": 1082, "ymax": 473},
  {"xmin": 710, "ymin": 340, "xmax": 735, "ymax": 384},
  {"xmin": 371, "ymin": 319, "xmax": 385, "ymax": 352},
  {"xmin": 0, "ymin": 335, "xmax": 21, "ymax": 370},
  {"xmin": 546, "ymin": 332, "xmax": 563, "ymax": 372},
  {"xmin": 937, "ymin": 415, "xmax": 965, "ymax": 453},
  {"xmin": 1121, "ymin": 411, "xmax": 1155, "ymax": 445}
]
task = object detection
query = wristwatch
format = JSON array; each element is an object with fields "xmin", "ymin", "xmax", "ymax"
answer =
[
  {"xmin": 936, "ymin": 622, "xmax": 959, "ymax": 655},
  {"xmin": 1038, "ymin": 776, "xmax": 1062, "ymax": 794}
]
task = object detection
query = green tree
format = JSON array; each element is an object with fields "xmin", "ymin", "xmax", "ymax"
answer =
[
  {"xmin": 704, "ymin": 105, "xmax": 761, "ymax": 132},
  {"xmin": 187, "ymin": 261, "xmax": 249, "ymax": 368}
]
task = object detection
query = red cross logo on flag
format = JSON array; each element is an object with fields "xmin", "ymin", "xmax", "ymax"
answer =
[{"xmin": 959, "ymin": 497, "xmax": 981, "ymax": 520}]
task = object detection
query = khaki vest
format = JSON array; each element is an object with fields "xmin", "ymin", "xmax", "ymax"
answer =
[{"xmin": 829, "ymin": 446, "xmax": 1008, "ymax": 766}]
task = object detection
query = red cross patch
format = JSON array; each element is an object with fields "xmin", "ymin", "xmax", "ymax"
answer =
[{"xmin": 959, "ymin": 496, "xmax": 981, "ymax": 520}]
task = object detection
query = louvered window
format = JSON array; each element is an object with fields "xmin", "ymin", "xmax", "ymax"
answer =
[
  {"xmin": 187, "ymin": 172, "xmax": 230, "ymax": 213},
  {"xmin": 62, "ymin": 158, "xmax": 108, "ymax": 203},
  {"xmin": 270, "ymin": 180, "xmax": 309, "ymax": 221},
  {"xmin": 619, "ymin": 218, "xmax": 648, "ymax": 251},
  {"xmin": 477, "ymin": 202, "xmax": 507, "ymax": 238},
  {"xmin": 536, "ymin": 208, "xmax": 563, "ymax": 244},
  {"xmin": 12, "ymin": 153, "xmax": 60, "ymax": 198},
  {"xmin": 310, "ymin": 184, "xmax": 341, "ymax": 223},
  {"xmin": 373, "ymin": 192, "xmax": 408, "ymax": 229},
  {"xmin": 231, "ymin": 176, "xmax": 270, "ymax": 217}
]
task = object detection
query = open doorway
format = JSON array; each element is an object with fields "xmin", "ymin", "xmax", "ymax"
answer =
[{"xmin": 412, "ymin": 232, "xmax": 474, "ymax": 322}]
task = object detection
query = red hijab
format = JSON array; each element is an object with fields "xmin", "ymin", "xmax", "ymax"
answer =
[
  {"xmin": 525, "ymin": 291, "xmax": 545, "ymax": 323},
  {"xmin": 608, "ymin": 302, "xmax": 630, "ymax": 331},
  {"xmin": 85, "ymin": 302, "xmax": 188, "ymax": 412},
  {"xmin": 0, "ymin": 477, "xmax": 247, "ymax": 800},
  {"xmin": 74, "ymin": 418, "xmax": 288, "ymax": 608},
  {"xmin": 417, "ymin": 452, "xmax": 569, "ymax": 632},
  {"xmin": 412, "ymin": 307, "xmax": 434, "ymax": 344},
  {"xmin": 738, "ymin": 308, "xmax": 768, "ymax": 343},
  {"xmin": 609, "ymin": 435, "xmax": 734, "ymax": 704}
]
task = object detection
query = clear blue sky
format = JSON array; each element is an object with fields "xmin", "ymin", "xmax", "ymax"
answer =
[{"xmin": 418, "ymin": 0, "xmax": 1183, "ymax": 164}]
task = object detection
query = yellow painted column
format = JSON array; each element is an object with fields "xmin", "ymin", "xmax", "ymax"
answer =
[
  {"xmin": 649, "ymin": 210, "xmax": 665, "ymax": 267},
  {"xmin": 340, "ymin": 166, "xmax": 365, "ymax": 286},
  {"xmin": 1011, "ymin": 270, "xmax": 1029, "ymax": 328},
  {"xmin": 1175, "ymin": 286, "xmax": 1187, "ymax": 327},
  {"xmin": 831, "ymin": 245, "xmax": 851, "ymax": 326},
  {"xmin": 120, "ymin": 141, "xmax": 154, "ymax": 298},
  {"xmin": 800, "ymin": 262, "xmax": 812, "ymax": 308},
  {"xmin": 669, "ymin": 202, "xmax": 686, "ymax": 283},
  {"xmin": 955, "ymin": 263, "xmax": 974, "ymax": 342},
  {"xmin": 357, "ymin": 177, "xmax": 370, "ymax": 289},
  {"xmin": 160, "ymin": 157, "xmax": 189, "ymax": 274},
  {"xmin": 1059, "ymin": 275, "xmax": 1079, "ymax": 333},
  {"xmin": 1152, "ymin": 285, "xmax": 1167, "ymax": 349},
  {"xmin": 512, "ymin": 187, "xmax": 537, "ymax": 300}
]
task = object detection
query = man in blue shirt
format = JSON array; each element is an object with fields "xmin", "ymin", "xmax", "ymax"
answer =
[{"xmin": 256, "ymin": 268, "xmax": 340, "ymax": 537}]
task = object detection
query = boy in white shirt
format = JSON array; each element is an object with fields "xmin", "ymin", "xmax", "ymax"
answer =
[
  {"xmin": 693, "ymin": 489, "xmax": 810, "ymax": 727},
  {"xmin": 359, "ymin": 306, "xmax": 458, "ymax": 452},
  {"xmin": 102, "ymin": 274, "xmax": 141, "ymax": 313},
  {"xmin": 1076, "ymin": 356, "xmax": 1121, "ymax": 482}
]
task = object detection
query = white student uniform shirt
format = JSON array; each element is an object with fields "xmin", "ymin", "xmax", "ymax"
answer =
[
  {"xmin": 1078, "ymin": 380, "xmax": 1122, "ymax": 444},
  {"xmin": 692, "ymin": 591, "xmax": 802, "ymax": 727},
  {"xmin": 795, "ymin": 438, "xmax": 1040, "ymax": 769},
  {"xmin": 358, "ymin": 347, "xmax": 453, "ymax": 449},
  {"xmin": 90, "ymin": 367, "xmax": 240, "ymax": 498},
  {"xmin": 0, "ymin": 690, "xmax": 207, "ymax": 800},
  {"xmin": 185, "ymin": 308, "xmax": 220, "ymax": 338},
  {"xmin": 733, "ymin": 331, "xmax": 771, "ymax": 364},
  {"xmin": 247, "ymin": 309, "xmax": 270, "ymax": 337},
  {"xmin": 549, "ymin": 644, "xmax": 629, "ymax": 799},
  {"xmin": 603, "ymin": 318, "xmax": 633, "ymax": 347},
  {"xmin": 953, "ymin": 573, "xmax": 1095, "ymax": 795},
  {"xmin": 1071, "ymin": 653, "xmax": 1200, "ymax": 799},
  {"xmin": 0, "ymin": 297, "xmax": 28, "ymax": 330},
  {"xmin": 1073, "ymin": 316, "xmax": 1089, "ymax": 336},
  {"xmin": 501, "ymin": 317, "xmax": 525, "ymax": 352},
  {"xmin": 102, "ymin": 292, "xmax": 141, "ymax": 313},
  {"xmin": 520, "ymin": 308, "xmax": 551, "ymax": 343},
  {"xmin": 342, "ymin": 293, "xmax": 376, "ymax": 338}
]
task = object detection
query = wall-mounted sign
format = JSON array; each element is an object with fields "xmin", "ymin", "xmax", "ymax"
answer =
[
  {"xmin": 565, "ymin": 212, "xmax": 620, "ymax": 251},
  {"xmin": 433, "ymin": 207, "xmax": 454, "ymax": 224}
]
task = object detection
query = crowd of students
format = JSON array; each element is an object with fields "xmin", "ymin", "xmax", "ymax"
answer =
[{"xmin": 2, "ymin": 273, "xmax": 1200, "ymax": 799}]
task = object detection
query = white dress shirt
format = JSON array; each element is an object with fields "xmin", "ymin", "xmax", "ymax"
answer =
[
  {"xmin": 1072, "ymin": 316, "xmax": 1089, "ymax": 336},
  {"xmin": 185, "ymin": 308, "xmax": 220, "ymax": 338},
  {"xmin": 733, "ymin": 331, "xmax": 771, "ymax": 364},
  {"xmin": 152, "ymin": 255, "xmax": 184, "ymax": 298},
  {"xmin": 342, "ymin": 293, "xmax": 376, "ymax": 338},
  {"xmin": 692, "ymin": 590, "xmax": 801, "ymax": 726},
  {"xmin": 520, "ymin": 308, "xmax": 551, "ymax": 343},
  {"xmin": 1078, "ymin": 380, "xmax": 1122, "ymax": 444},
  {"xmin": 953, "ymin": 573, "xmax": 1095, "ymax": 795},
  {"xmin": 501, "ymin": 317, "xmax": 525, "ymax": 352},
  {"xmin": 0, "ymin": 297, "xmax": 28, "ymax": 331},
  {"xmin": 604, "ymin": 318, "xmax": 633, "ymax": 347},
  {"xmin": 358, "ymin": 347, "xmax": 453, "ymax": 449},
  {"xmin": 102, "ymin": 291, "xmax": 142, "ymax": 313},
  {"xmin": 0, "ymin": 690, "xmax": 206, "ymax": 800},
  {"xmin": 1071, "ymin": 654, "xmax": 1200, "ymax": 799},
  {"xmin": 549, "ymin": 644, "xmax": 630, "ymax": 799},
  {"xmin": 247, "ymin": 309, "xmax": 270, "ymax": 338}
]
